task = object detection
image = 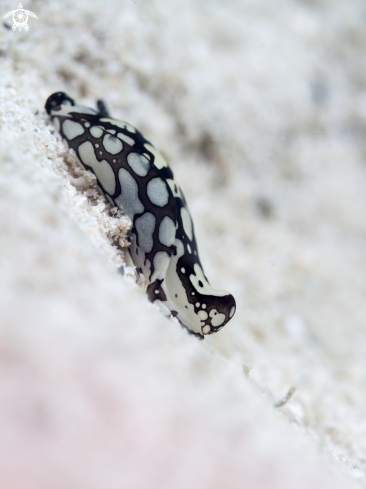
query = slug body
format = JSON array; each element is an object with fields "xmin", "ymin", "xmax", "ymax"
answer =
[{"xmin": 45, "ymin": 92, "xmax": 236, "ymax": 338}]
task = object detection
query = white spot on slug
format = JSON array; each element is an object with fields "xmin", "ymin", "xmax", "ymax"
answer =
[
  {"xmin": 90, "ymin": 126, "xmax": 103, "ymax": 138},
  {"xmin": 127, "ymin": 153, "xmax": 150, "ymax": 177},
  {"xmin": 78, "ymin": 141, "xmax": 116, "ymax": 195},
  {"xmin": 166, "ymin": 179, "xmax": 184, "ymax": 200},
  {"xmin": 144, "ymin": 144, "xmax": 168, "ymax": 169},
  {"xmin": 198, "ymin": 310, "xmax": 208, "ymax": 320},
  {"xmin": 115, "ymin": 169, "xmax": 144, "ymax": 219},
  {"xmin": 209, "ymin": 309, "xmax": 226, "ymax": 327},
  {"xmin": 181, "ymin": 267, "xmax": 185, "ymax": 274},
  {"xmin": 103, "ymin": 134, "xmax": 123, "ymax": 155},
  {"xmin": 151, "ymin": 251, "xmax": 171, "ymax": 282},
  {"xmin": 135, "ymin": 213, "xmax": 156, "ymax": 254},
  {"xmin": 158, "ymin": 216, "xmax": 176, "ymax": 247},
  {"xmin": 147, "ymin": 177, "xmax": 169, "ymax": 207},
  {"xmin": 63, "ymin": 120, "xmax": 85, "ymax": 140},
  {"xmin": 180, "ymin": 207, "xmax": 193, "ymax": 241},
  {"xmin": 117, "ymin": 133, "xmax": 135, "ymax": 146},
  {"xmin": 229, "ymin": 306, "xmax": 236, "ymax": 318},
  {"xmin": 202, "ymin": 325, "xmax": 211, "ymax": 334}
]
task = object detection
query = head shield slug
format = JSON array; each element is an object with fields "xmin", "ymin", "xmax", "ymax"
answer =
[{"xmin": 45, "ymin": 92, "xmax": 236, "ymax": 338}]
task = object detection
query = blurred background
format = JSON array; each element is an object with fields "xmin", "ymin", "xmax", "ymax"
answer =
[{"xmin": 1, "ymin": 0, "xmax": 366, "ymax": 487}]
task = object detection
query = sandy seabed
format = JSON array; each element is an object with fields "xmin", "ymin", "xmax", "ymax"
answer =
[{"xmin": 1, "ymin": 0, "xmax": 366, "ymax": 487}]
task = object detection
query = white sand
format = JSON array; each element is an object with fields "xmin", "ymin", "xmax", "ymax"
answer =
[{"xmin": 1, "ymin": 0, "xmax": 366, "ymax": 487}]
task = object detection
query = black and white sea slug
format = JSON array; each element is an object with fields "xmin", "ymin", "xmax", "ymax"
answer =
[{"xmin": 45, "ymin": 92, "xmax": 236, "ymax": 338}]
